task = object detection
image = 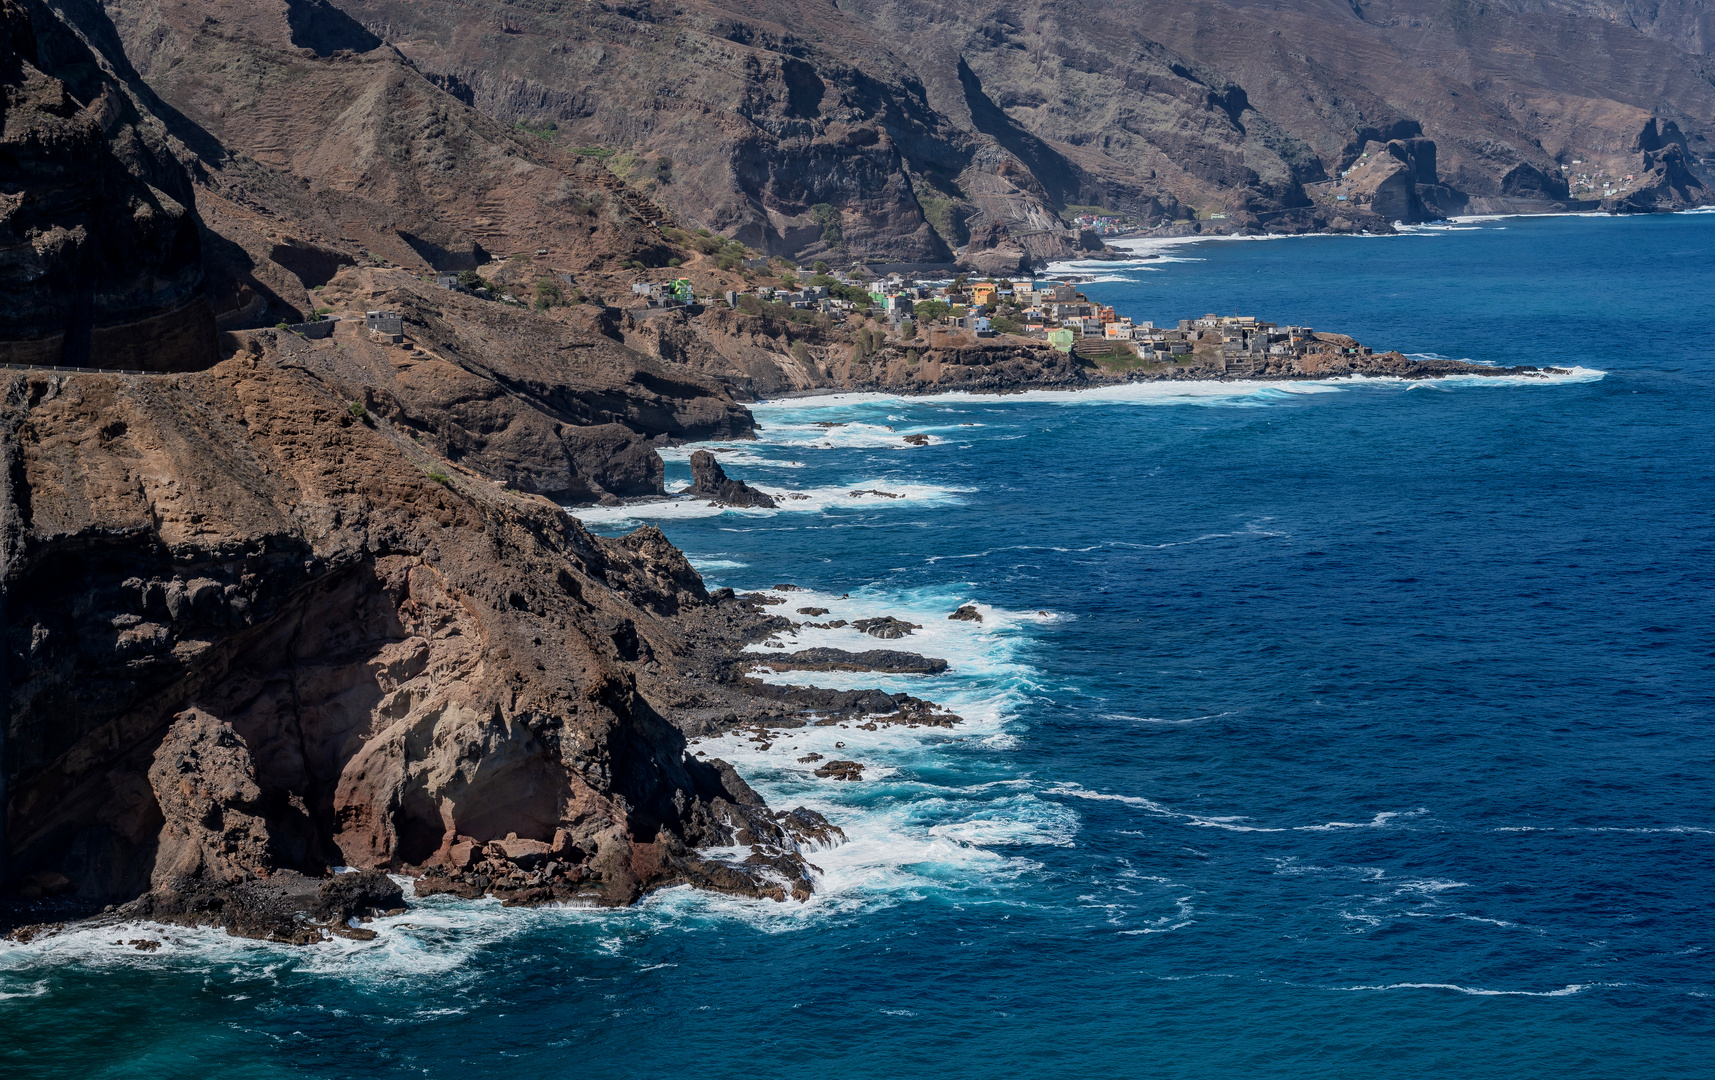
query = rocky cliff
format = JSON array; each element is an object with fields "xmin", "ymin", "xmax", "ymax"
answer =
[
  {"xmin": 0, "ymin": 0, "xmax": 861, "ymax": 934},
  {"xmin": 0, "ymin": 0, "xmax": 216, "ymax": 369},
  {"xmin": 0, "ymin": 338, "xmax": 848, "ymax": 926}
]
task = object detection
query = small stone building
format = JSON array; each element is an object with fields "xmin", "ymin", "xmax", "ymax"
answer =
[{"xmin": 366, "ymin": 311, "xmax": 404, "ymax": 343}]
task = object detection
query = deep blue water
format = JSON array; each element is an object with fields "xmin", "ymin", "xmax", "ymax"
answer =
[{"xmin": 4, "ymin": 214, "xmax": 1713, "ymax": 1079}]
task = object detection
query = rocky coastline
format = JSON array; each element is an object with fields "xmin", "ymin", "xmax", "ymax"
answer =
[
  {"xmin": 0, "ymin": 0, "xmax": 1593, "ymax": 954},
  {"xmin": 0, "ymin": 322, "xmax": 980, "ymax": 947}
]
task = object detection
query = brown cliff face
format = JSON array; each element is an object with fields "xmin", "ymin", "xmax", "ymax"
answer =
[
  {"xmin": 0, "ymin": 347, "xmax": 831, "ymax": 917},
  {"xmin": 301, "ymin": 0, "xmax": 1715, "ymax": 253},
  {"xmin": 0, "ymin": 0, "xmax": 216, "ymax": 369}
]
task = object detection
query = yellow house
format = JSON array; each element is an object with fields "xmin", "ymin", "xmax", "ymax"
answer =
[{"xmin": 970, "ymin": 282, "xmax": 997, "ymax": 306}]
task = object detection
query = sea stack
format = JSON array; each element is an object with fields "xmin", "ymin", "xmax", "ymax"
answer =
[{"xmin": 687, "ymin": 450, "xmax": 778, "ymax": 508}]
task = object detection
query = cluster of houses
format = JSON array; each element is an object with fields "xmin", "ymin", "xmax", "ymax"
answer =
[
  {"xmin": 625, "ymin": 271, "xmax": 1358, "ymax": 366},
  {"xmin": 1564, "ymin": 161, "xmax": 1635, "ymax": 198},
  {"xmin": 633, "ymin": 279, "xmax": 696, "ymax": 307},
  {"xmin": 1067, "ymin": 212, "xmax": 1134, "ymax": 236}
]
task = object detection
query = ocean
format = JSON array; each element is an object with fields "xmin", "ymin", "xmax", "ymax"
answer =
[{"xmin": 4, "ymin": 213, "xmax": 1712, "ymax": 1078}]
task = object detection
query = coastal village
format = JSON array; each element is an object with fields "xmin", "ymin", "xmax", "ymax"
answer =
[
  {"xmin": 615, "ymin": 269, "xmax": 1361, "ymax": 376},
  {"xmin": 388, "ymin": 254, "xmax": 1399, "ymax": 385}
]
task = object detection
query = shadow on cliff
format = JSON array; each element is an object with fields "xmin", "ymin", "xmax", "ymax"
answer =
[
  {"xmin": 956, "ymin": 56, "xmax": 1083, "ymax": 208},
  {"xmin": 285, "ymin": 0, "xmax": 382, "ymax": 57}
]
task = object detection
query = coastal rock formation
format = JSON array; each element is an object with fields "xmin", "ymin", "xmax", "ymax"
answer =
[
  {"xmin": 686, "ymin": 451, "xmax": 777, "ymax": 508},
  {"xmin": 949, "ymin": 605, "xmax": 983, "ymax": 623},
  {"xmin": 147, "ymin": 710, "xmax": 274, "ymax": 889},
  {"xmin": 1604, "ymin": 120, "xmax": 1708, "ymax": 213},
  {"xmin": 0, "ymin": 336, "xmax": 837, "ymax": 926},
  {"xmin": 852, "ymin": 616, "xmax": 921, "ymax": 640},
  {"xmin": 813, "ymin": 760, "xmax": 864, "ymax": 782},
  {"xmin": 293, "ymin": 267, "xmax": 754, "ymax": 505},
  {"xmin": 758, "ymin": 648, "xmax": 949, "ymax": 675}
]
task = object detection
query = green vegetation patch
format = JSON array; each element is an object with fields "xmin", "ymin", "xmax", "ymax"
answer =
[
  {"xmin": 514, "ymin": 119, "xmax": 559, "ymax": 140},
  {"xmin": 736, "ymin": 294, "xmax": 827, "ymax": 329},
  {"xmin": 913, "ymin": 299, "xmax": 951, "ymax": 322}
]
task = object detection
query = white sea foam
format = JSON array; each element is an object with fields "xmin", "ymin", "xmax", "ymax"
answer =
[
  {"xmin": 1333, "ymin": 982, "xmax": 1591, "ymax": 997},
  {"xmin": 657, "ymin": 446, "xmax": 808, "ymax": 468},
  {"xmin": 1400, "ymin": 912, "xmax": 1526, "ymax": 930},
  {"xmin": 1101, "ymin": 712, "xmax": 1228, "ymax": 725},
  {"xmin": 569, "ymin": 480, "xmax": 970, "ymax": 527},
  {"xmin": 1297, "ymin": 808, "xmax": 1427, "ymax": 831},
  {"xmin": 1046, "ymin": 782, "xmax": 1286, "ymax": 831},
  {"xmin": 746, "ymin": 419, "xmax": 949, "ymax": 450},
  {"xmin": 0, "ymin": 904, "xmax": 504, "ymax": 983},
  {"xmin": 1117, "ymin": 896, "xmax": 1197, "ymax": 935},
  {"xmin": 686, "ymin": 557, "xmax": 748, "ymax": 572},
  {"xmin": 0, "ymin": 979, "xmax": 48, "ymax": 1001},
  {"xmin": 752, "ymin": 366, "xmax": 1603, "ymax": 417},
  {"xmin": 1050, "ymin": 785, "xmax": 1445, "ymax": 839}
]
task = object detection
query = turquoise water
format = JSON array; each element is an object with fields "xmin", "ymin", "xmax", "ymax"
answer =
[{"xmin": 4, "ymin": 214, "xmax": 1712, "ymax": 1078}]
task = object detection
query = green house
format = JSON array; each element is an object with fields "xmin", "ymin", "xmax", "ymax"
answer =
[{"xmin": 1048, "ymin": 328, "xmax": 1076, "ymax": 353}]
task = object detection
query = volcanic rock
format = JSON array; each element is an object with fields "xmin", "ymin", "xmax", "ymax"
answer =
[
  {"xmin": 0, "ymin": 0, "xmax": 217, "ymax": 370},
  {"xmin": 852, "ymin": 616, "xmax": 922, "ymax": 640},
  {"xmin": 757, "ymin": 648, "xmax": 949, "ymax": 675},
  {"xmin": 949, "ymin": 605, "xmax": 983, "ymax": 622},
  {"xmin": 813, "ymin": 760, "xmax": 865, "ymax": 782},
  {"xmin": 686, "ymin": 450, "xmax": 778, "ymax": 508}
]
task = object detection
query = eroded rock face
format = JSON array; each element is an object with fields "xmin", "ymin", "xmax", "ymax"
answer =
[
  {"xmin": 1605, "ymin": 119, "xmax": 1708, "ymax": 212},
  {"xmin": 224, "ymin": 265, "xmax": 756, "ymax": 505},
  {"xmin": 147, "ymin": 710, "xmax": 273, "ymax": 889}
]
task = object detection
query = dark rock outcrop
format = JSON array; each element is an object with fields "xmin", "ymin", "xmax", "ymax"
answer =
[
  {"xmin": 948, "ymin": 605, "xmax": 983, "ymax": 622},
  {"xmin": 756, "ymin": 648, "xmax": 949, "ymax": 675},
  {"xmin": 813, "ymin": 760, "xmax": 864, "ymax": 782},
  {"xmin": 686, "ymin": 450, "xmax": 777, "ymax": 508},
  {"xmin": 1606, "ymin": 120, "xmax": 1707, "ymax": 213},
  {"xmin": 132, "ymin": 868, "xmax": 405, "ymax": 944},
  {"xmin": 0, "ymin": 0, "xmax": 217, "ymax": 370},
  {"xmin": 852, "ymin": 616, "xmax": 920, "ymax": 640}
]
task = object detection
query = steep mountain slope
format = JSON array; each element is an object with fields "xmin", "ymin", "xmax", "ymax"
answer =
[
  {"xmin": 1133, "ymin": 0, "xmax": 1715, "ymax": 202},
  {"xmin": 46, "ymin": 0, "xmax": 693, "ymax": 326},
  {"xmin": 328, "ymin": 0, "xmax": 1712, "ymax": 248}
]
